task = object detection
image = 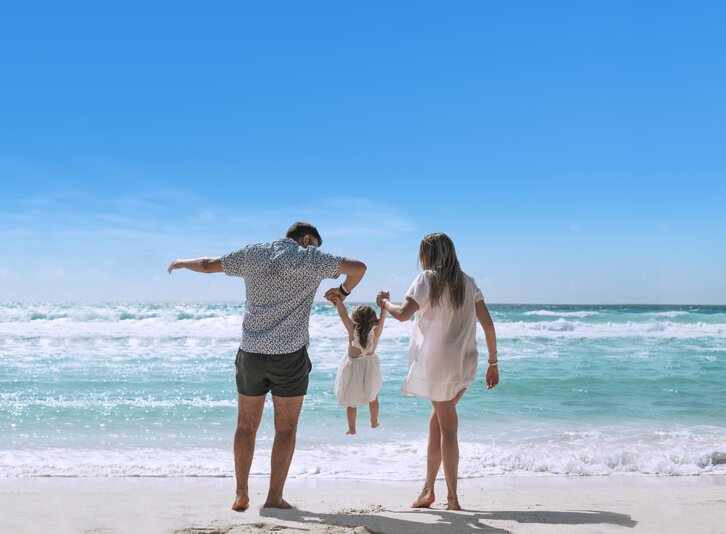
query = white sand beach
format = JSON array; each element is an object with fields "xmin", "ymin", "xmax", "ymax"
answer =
[{"xmin": 1, "ymin": 475, "xmax": 724, "ymax": 534}]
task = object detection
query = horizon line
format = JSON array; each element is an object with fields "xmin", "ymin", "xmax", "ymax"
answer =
[{"xmin": 2, "ymin": 300, "xmax": 725, "ymax": 307}]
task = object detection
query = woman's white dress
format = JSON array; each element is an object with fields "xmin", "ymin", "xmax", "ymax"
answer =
[
  {"xmin": 402, "ymin": 270, "xmax": 484, "ymax": 402},
  {"xmin": 335, "ymin": 327, "xmax": 382, "ymax": 408}
]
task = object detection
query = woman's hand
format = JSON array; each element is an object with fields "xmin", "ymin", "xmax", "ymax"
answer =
[
  {"xmin": 167, "ymin": 260, "xmax": 180, "ymax": 274},
  {"xmin": 485, "ymin": 364, "xmax": 499, "ymax": 390}
]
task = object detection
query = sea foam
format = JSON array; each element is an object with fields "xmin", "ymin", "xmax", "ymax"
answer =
[{"xmin": 2, "ymin": 432, "xmax": 724, "ymax": 478}]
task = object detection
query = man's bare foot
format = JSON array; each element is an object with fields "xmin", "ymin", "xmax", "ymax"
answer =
[
  {"xmin": 263, "ymin": 497, "xmax": 293, "ymax": 509},
  {"xmin": 446, "ymin": 497, "xmax": 462, "ymax": 511},
  {"xmin": 346, "ymin": 429, "xmax": 356, "ymax": 435},
  {"xmin": 412, "ymin": 488, "xmax": 435, "ymax": 508},
  {"xmin": 231, "ymin": 494, "xmax": 249, "ymax": 512},
  {"xmin": 371, "ymin": 420, "xmax": 379, "ymax": 428}
]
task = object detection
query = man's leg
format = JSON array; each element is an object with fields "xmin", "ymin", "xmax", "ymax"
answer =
[
  {"xmin": 232, "ymin": 393, "xmax": 265, "ymax": 511},
  {"xmin": 263, "ymin": 394, "xmax": 304, "ymax": 508}
]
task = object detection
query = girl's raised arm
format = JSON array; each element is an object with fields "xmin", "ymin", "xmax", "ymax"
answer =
[
  {"xmin": 372, "ymin": 307, "xmax": 387, "ymax": 347},
  {"xmin": 333, "ymin": 298, "xmax": 355, "ymax": 336}
]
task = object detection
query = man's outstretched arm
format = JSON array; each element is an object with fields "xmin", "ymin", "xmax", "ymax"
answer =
[{"xmin": 168, "ymin": 257, "xmax": 223, "ymax": 274}]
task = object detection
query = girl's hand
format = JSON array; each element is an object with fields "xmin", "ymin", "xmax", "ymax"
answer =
[
  {"xmin": 485, "ymin": 365, "xmax": 499, "ymax": 389},
  {"xmin": 376, "ymin": 290, "xmax": 390, "ymax": 307}
]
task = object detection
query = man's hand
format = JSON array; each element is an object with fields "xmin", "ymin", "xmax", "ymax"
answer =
[
  {"xmin": 325, "ymin": 287, "xmax": 346, "ymax": 303},
  {"xmin": 485, "ymin": 365, "xmax": 499, "ymax": 390},
  {"xmin": 167, "ymin": 260, "xmax": 181, "ymax": 274},
  {"xmin": 376, "ymin": 290, "xmax": 390, "ymax": 307}
]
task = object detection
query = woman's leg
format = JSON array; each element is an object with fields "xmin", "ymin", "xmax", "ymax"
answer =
[
  {"xmin": 368, "ymin": 397, "xmax": 380, "ymax": 428},
  {"xmin": 432, "ymin": 388, "xmax": 466, "ymax": 510},
  {"xmin": 346, "ymin": 407, "xmax": 357, "ymax": 435},
  {"xmin": 412, "ymin": 407, "xmax": 441, "ymax": 508}
]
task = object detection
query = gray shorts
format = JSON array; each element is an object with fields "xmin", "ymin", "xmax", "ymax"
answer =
[{"xmin": 234, "ymin": 346, "xmax": 312, "ymax": 397}]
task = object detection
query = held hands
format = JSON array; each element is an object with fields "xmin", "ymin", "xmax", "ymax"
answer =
[
  {"xmin": 485, "ymin": 364, "xmax": 499, "ymax": 390},
  {"xmin": 376, "ymin": 290, "xmax": 390, "ymax": 308},
  {"xmin": 324, "ymin": 287, "xmax": 346, "ymax": 304}
]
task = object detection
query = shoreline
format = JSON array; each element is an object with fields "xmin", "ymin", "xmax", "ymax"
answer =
[
  {"xmin": 2, "ymin": 475, "xmax": 724, "ymax": 534},
  {"xmin": 4, "ymin": 470, "xmax": 726, "ymax": 480}
]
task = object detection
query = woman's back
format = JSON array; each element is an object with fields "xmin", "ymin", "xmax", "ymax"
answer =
[{"xmin": 403, "ymin": 270, "xmax": 483, "ymax": 401}]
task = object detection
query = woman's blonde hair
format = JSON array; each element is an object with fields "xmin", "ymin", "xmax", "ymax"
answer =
[
  {"xmin": 352, "ymin": 305, "xmax": 378, "ymax": 348},
  {"xmin": 418, "ymin": 232, "xmax": 465, "ymax": 309}
]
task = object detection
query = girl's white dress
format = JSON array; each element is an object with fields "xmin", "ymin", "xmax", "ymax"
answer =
[
  {"xmin": 402, "ymin": 270, "xmax": 484, "ymax": 402},
  {"xmin": 335, "ymin": 327, "xmax": 382, "ymax": 408}
]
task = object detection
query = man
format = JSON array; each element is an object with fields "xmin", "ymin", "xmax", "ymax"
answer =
[{"xmin": 167, "ymin": 222, "xmax": 366, "ymax": 511}]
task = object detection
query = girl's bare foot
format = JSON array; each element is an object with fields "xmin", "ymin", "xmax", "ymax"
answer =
[
  {"xmin": 370, "ymin": 420, "xmax": 380, "ymax": 428},
  {"xmin": 446, "ymin": 497, "xmax": 462, "ymax": 511},
  {"xmin": 231, "ymin": 494, "xmax": 249, "ymax": 512},
  {"xmin": 346, "ymin": 429, "xmax": 356, "ymax": 435},
  {"xmin": 262, "ymin": 497, "xmax": 293, "ymax": 509},
  {"xmin": 412, "ymin": 488, "xmax": 435, "ymax": 508}
]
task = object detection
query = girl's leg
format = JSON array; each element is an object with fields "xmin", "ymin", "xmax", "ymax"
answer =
[
  {"xmin": 369, "ymin": 397, "xmax": 380, "ymax": 428},
  {"xmin": 412, "ymin": 407, "xmax": 441, "ymax": 508},
  {"xmin": 346, "ymin": 407, "xmax": 357, "ymax": 435},
  {"xmin": 432, "ymin": 388, "xmax": 466, "ymax": 510}
]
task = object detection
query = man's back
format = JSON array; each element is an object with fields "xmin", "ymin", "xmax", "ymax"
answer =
[
  {"xmin": 221, "ymin": 238, "xmax": 342, "ymax": 354},
  {"xmin": 167, "ymin": 221, "xmax": 367, "ymax": 511}
]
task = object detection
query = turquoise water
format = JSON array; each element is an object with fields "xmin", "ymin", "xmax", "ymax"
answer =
[{"xmin": 1, "ymin": 302, "xmax": 725, "ymax": 478}]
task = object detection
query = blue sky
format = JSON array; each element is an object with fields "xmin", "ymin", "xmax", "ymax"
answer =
[{"xmin": 2, "ymin": 2, "xmax": 725, "ymax": 303}]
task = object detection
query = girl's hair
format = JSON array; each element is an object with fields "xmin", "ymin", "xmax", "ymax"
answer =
[
  {"xmin": 351, "ymin": 305, "xmax": 379, "ymax": 348},
  {"xmin": 418, "ymin": 232, "xmax": 465, "ymax": 309}
]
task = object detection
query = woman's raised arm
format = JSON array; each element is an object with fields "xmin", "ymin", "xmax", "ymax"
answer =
[{"xmin": 378, "ymin": 291, "xmax": 419, "ymax": 322}]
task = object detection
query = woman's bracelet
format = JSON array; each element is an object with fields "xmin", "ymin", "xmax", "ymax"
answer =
[
  {"xmin": 488, "ymin": 351, "xmax": 498, "ymax": 366},
  {"xmin": 488, "ymin": 361, "xmax": 498, "ymax": 367},
  {"xmin": 339, "ymin": 283, "xmax": 351, "ymax": 297}
]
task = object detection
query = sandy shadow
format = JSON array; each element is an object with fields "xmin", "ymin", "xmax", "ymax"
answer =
[
  {"xmin": 260, "ymin": 508, "xmax": 638, "ymax": 534},
  {"xmin": 260, "ymin": 506, "xmax": 637, "ymax": 533}
]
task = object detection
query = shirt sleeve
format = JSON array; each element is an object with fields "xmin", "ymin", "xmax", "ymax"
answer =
[
  {"xmin": 310, "ymin": 247, "xmax": 343, "ymax": 280},
  {"xmin": 405, "ymin": 272, "xmax": 430, "ymax": 307},
  {"xmin": 472, "ymin": 278, "xmax": 485, "ymax": 303},
  {"xmin": 220, "ymin": 246, "xmax": 250, "ymax": 277}
]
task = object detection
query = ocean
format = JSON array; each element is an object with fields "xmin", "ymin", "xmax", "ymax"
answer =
[{"xmin": 1, "ymin": 302, "xmax": 725, "ymax": 480}]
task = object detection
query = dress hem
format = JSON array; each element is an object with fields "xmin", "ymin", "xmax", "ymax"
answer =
[{"xmin": 401, "ymin": 375, "xmax": 473, "ymax": 402}]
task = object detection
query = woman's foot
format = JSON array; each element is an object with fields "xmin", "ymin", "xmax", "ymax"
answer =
[
  {"xmin": 346, "ymin": 428, "xmax": 356, "ymax": 435},
  {"xmin": 262, "ymin": 497, "xmax": 293, "ymax": 509},
  {"xmin": 446, "ymin": 497, "xmax": 462, "ymax": 511},
  {"xmin": 412, "ymin": 488, "xmax": 435, "ymax": 508},
  {"xmin": 370, "ymin": 419, "xmax": 380, "ymax": 428},
  {"xmin": 231, "ymin": 494, "xmax": 249, "ymax": 512}
]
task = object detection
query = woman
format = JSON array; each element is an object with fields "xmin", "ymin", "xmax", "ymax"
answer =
[{"xmin": 377, "ymin": 232, "xmax": 498, "ymax": 510}]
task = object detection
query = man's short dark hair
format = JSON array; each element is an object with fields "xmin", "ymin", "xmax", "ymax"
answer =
[{"xmin": 286, "ymin": 221, "xmax": 322, "ymax": 246}]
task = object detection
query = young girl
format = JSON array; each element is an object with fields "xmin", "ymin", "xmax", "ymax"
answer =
[
  {"xmin": 377, "ymin": 232, "xmax": 498, "ymax": 510},
  {"xmin": 328, "ymin": 294, "xmax": 386, "ymax": 435}
]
